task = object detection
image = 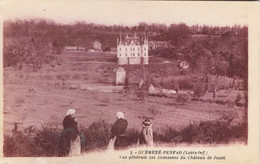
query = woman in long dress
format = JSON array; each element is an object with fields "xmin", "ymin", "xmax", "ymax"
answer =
[
  {"xmin": 59, "ymin": 109, "xmax": 81, "ymax": 156},
  {"xmin": 109, "ymin": 112, "xmax": 128, "ymax": 150},
  {"xmin": 138, "ymin": 119, "xmax": 154, "ymax": 146}
]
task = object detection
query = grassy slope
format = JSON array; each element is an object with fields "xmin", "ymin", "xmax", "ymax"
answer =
[{"xmin": 3, "ymin": 52, "xmax": 246, "ymax": 135}]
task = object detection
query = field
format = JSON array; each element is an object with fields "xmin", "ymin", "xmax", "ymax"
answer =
[{"xmin": 3, "ymin": 52, "xmax": 247, "ymax": 136}]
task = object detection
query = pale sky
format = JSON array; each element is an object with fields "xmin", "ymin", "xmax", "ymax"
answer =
[{"xmin": 1, "ymin": 0, "xmax": 249, "ymax": 26}]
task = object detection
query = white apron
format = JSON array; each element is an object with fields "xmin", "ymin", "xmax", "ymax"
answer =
[{"xmin": 69, "ymin": 135, "xmax": 81, "ymax": 156}]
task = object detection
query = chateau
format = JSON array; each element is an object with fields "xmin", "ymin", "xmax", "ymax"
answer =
[{"xmin": 117, "ymin": 34, "xmax": 149, "ymax": 65}]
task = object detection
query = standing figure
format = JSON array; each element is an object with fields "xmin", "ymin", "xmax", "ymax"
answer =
[
  {"xmin": 109, "ymin": 112, "xmax": 128, "ymax": 150},
  {"xmin": 59, "ymin": 109, "xmax": 81, "ymax": 156},
  {"xmin": 138, "ymin": 119, "xmax": 154, "ymax": 146}
]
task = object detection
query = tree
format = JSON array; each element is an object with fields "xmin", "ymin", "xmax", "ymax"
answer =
[{"xmin": 168, "ymin": 23, "xmax": 191, "ymax": 47}]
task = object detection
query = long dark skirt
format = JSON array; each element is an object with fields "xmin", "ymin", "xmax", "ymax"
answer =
[{"xmin": 114, "ymin": 136, "xmax": 127, "ymax": 150}]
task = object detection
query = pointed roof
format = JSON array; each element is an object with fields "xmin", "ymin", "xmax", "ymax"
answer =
[{"xmin": 118, "ymin": 34, "xmax": 147, "ymax": 45}]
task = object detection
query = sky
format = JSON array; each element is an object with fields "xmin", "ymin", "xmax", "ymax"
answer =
[{"xmin": 1, "ymin": 0, "xmax": 249, "ymax": 26}]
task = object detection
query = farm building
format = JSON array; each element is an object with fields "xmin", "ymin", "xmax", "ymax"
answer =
[
  {"xmin": 93, "ymin": 41, "xmax": 102, "ymax": 50},
  {"xmin": 64, "ymin": 46, "xmax": 78, "ymax": 51},
  {"xmin": 148, "ymin": 41, "xmax": 169, "ymax": 50},
  {"xmin": 117, "ymin": 33, "xmax": 149, "ymax": 65},
  {"xmin": 64, "ymin": 46, "xmax": 86, "ymax": 52}
]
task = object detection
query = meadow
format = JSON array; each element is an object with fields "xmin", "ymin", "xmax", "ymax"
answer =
[{"xmin": 3, "ymin": 52, "xmax": 247, "ymax": 156}]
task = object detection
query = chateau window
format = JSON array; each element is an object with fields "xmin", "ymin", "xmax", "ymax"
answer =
[
  {"xmin": 119, "ymin": 48, "xmax": 121, "ymax": 51},
  {"xmin": 144, "ymin": 47, "xmax": 146, "ymax": 50},
  {"xmin": 144, "ymin": 53, "xmax": 146, "ymax": 56},
  {"xmin": 133, "ymin": 48, "xmax": 135, "ymax": 51},
  {"xmin": 125, "ymin": 53, "xmax": 127, "ymax": 56},
  {"xmin": 126, "ymin": 48, "xmax": 127, "ymax": 51},
  {"xmin": 133, "ymin": 53, "xmax": 135, "ymax": 56},
  {"xmin": 138, "ymin": 53, "xmax": 140, "ymax": 56}
]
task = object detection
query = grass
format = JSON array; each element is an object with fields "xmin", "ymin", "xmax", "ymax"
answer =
[
  {"xmin": 3, "ymin": 53, "xmax": 248, "ymax": 157},
  {"xmin": 4, "ymin": 119, "xmax": 247, "ymax": 157}
]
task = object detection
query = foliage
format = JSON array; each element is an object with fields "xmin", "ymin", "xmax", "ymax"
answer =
[
  {"xmin": 154, "ymin": 120, "xmax": 247, "ymax": 145},
  {"xmin": 4, "ymin": 125, "xmax": 60, "ymax": 157},
  {"xmin": 176, "ymin": 94, "xmax": 189, "ymax": 104},
  {"xmin": 81, "ymin": 120, "xmax": 111, "ymax": 151},
  {"xmin": 4, "ymin": 39, "xmax": 54, "ymax": 70},
  {"xmin": 4, "ymin": 19, "xmax": 248, "ymax": 90},
  {"xmin": 4, "ymin": 118, "xmax": 247, "ymax": 156}
]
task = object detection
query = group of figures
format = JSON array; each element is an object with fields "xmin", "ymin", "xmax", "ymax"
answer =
[{"xmin": 58, "ymin": 109, "xmax": 154, "ymax": 157}]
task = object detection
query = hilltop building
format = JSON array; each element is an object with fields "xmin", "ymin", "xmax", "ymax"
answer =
[{"xmin": 117, "ymin": 34, "xmax": 148, "ymax": 65}]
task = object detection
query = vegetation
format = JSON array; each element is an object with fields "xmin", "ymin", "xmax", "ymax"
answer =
[
  {"xmin": 4, "ymin": 19, "xmax": 247, "ymax": 83},
  {"xmin": 3, "ymin": 19, "xmax": 248, "ymax": 156},
  {"xmin": 4, "ymin": 117, "xmax": 247, "ymax": 157}
]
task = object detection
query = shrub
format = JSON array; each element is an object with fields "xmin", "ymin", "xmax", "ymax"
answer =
[
  {"xmin": 81, "ymin": 120, "xmax": 111, "ymax": 151},
  {"xmin": 154, "ymin": 127, "xmax": 179, "ymax": 143},
  {"xmin": 125, "ymin": 128, "xmax": 139, "ymax": 146},
  {"xmin": 33, "ymin": 126, "xmax": 60, "ymax": 156},
  {"xmin": 4, "ymin": 125, "xmax": 60, "ymax": 157},
  {"xmin": 235, "ymin": 93, "xmax": 242, "ymax": 105},
  {"xmin": 4, "ymin": 119, "xmax": 247, "ymax": 156},
  {"xmin": 178, "ymin": 79, "xmax": 193, "ymax": 90},
  {"xmin": 176, "ymin": 94, "xmax": 189, "ymax": 104}
]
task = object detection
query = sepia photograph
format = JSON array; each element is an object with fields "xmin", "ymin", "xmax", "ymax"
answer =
[{"xmin": 0, "ymin": 1, "xmax": 259, "ymax": 164}]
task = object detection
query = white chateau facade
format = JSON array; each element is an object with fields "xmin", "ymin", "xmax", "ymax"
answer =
[{"xmin": 117, "ymin": 34, "xmax": 149, "ymax": 65}]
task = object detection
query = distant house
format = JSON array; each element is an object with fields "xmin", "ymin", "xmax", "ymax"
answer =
[
  {"xmin": 64, "ymin": 46, "xmax": 86, "ymax": 52},
  {"xmin": 148, "ymin": 41, "xmax": 169, "ymax": 50},
  {"xmin": 78, "ymin": 46, "xmax": 86, "ymax": 51},
  {"xmin": 64, "ymin": 46, "xmax": 78, "ymax": 51},
  {"xmin": 93, "ymin": 41, "xmax": 102, "ymax": 50}
]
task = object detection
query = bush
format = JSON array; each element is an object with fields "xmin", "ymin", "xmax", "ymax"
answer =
[
  {"xmin": 4, "ymin": 119, "xmax": 247, "ymax": 156},
  {"xmin": 33, "ymin": 126, "xmax": 61, "ymax": 156},
  {"xmin": 4, "ymin": 125, "xmax": 60, "ymax": 157},
  {"xmin": 81, "ymin": 120, "xmax": 111, "ymax": 151},
  {"xmin": 153, "ymin": 120, "xmax": 247, "ymax": 145},
  {"xmin": 125, "ymin": 128, "xmax": 140, "ymax": 146},
  {"xmin": 176, "ymin": 94, "xmax": 189, "ymax": 104}
]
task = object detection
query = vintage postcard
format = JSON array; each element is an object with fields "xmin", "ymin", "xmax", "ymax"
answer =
[{"xmin": 0, "ymin": 1, "xmax": 259, "ymax": 164}]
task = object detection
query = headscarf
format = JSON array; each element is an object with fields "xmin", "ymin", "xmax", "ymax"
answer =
[
  {"xmin": 116, "ymin": 112, "xmax": 124, "ymax": 119},
  {"xmin": 142, "ymin": 119, "xmax": 152, "ymax": 127},
  {"xmin": 66, "ymin": 109, "xmax": 76, "ymax": 117}
]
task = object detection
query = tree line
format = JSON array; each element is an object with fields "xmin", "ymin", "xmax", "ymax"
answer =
[{"xmin": 4, "ymin": 19, "xmax": 248, "ymax": 85}]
